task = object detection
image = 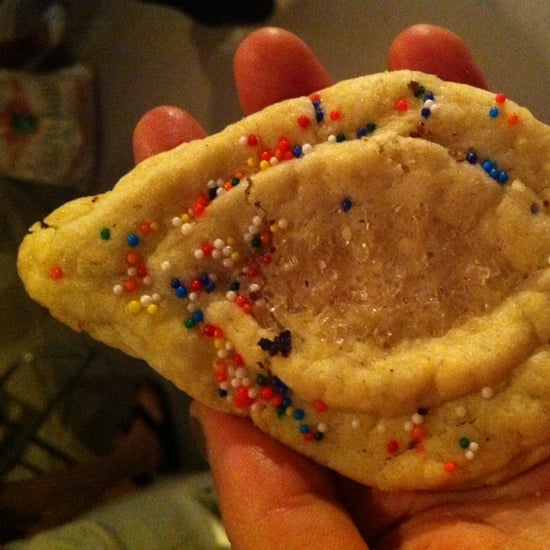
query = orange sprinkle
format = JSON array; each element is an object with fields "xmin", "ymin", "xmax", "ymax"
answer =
[
  {"xmin": 126, "ymin": 251, "xmax": 141, "ymax": 265},
  {"xmin": 507, "ymin": 112, "xmax": 519, "ymax": 125},
  {"xmin": 444, "ymin": 461, "xmax": 457, "ymax": 473},
  {"xmin": 123, "ymin": 277, "xmax": 138, "ymax": 292}
]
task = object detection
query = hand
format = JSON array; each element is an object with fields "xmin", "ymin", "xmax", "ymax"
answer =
[{"xmin": 133, "ymin": 25, "xmax": 548, "ymax": 549}]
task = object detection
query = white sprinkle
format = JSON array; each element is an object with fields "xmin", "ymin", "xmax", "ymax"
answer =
[
  {"xmin": 455, "ymin": 405, "xmax": 467, "ymax": 418},
  {"xmin": 160, "ymin": 260, "xmax": 171, "ymax": 271},
  {"xmin": 376, "ymin": 422, "xmax": 386, "ymax": 434},
  {"xmin": 255, "ymin": 298, "xmax": 266, "ymax": 307},
  {"xmin": 113, "ymin": 284, "xmax": 123, "ymax": 295},
  {"xmin": 142, "ymin": 276, "xmax": 152, "ymax": 286},
  {"xmin": 253, "ymin": 215, "xmax": 263, "ymax": 226},
  {"xmin": 249, "ymin": 283, "xmax": 261, "ymax": 293},
  {"xmin": 423, "ymin": 99, "xmax": 435, "ymax": 108},
  {"xmin": 248, "ymin": 387, "xmax": 259, "ymax": 399},
  {"xmin": 235, "ymin": 367, "xmax": 247, "ymax": 379},
  {"xmin": 181, "ymin": 223, "xmax": 194, "ymax": 235},
  {"xmin": 127, "ymin": 267, "xmax": 137, "ymax": 277},
  {"xmin": 193, "ymin": 249, "xmax": 204, "ymax": 259},
  {"xmin": 222, "ymin": 258, "xmax": 234, "ymax": 268},
  {"xmin": 219, "ymin": 381, "xmax": 229, "ymax": 390},
  {"xmin": 171, "ymin": 216, "xmax": 182, "ymax": 227},
  {"xmin": 226, "ymin": 290, "xmax": 237, "ymax": 301},
  {"xmin": 238, "ymin": 135, "xmax": 247, "ymax": 146},
  {"xmin": 214, "ymin": 238, "xmax": 225, "ymax": 249},
  {"xmin": 212, "ymin": 249, "xmax": 222, "ymax": 259},
  {"xmin": 302, "ymin": 143, "xmax": 313, "ymax": 155},
  {"xmin": 222, "ymin": 246, "xmax": 233, "ymax": 257},
  {"xmin": 412, "ymin": 413, "xmax": 424, "ymax": 425},
  {"xmin": 404, "ymin": 421, "xmax": 413, "ymax": 432},
  {"xmin": 328, "ymin": 134, "xmax": 336, "ymax": 143},
  {"xmin": 270, "ymin": 156, "xmax": 279, "ymax": 166},
  {"xmin": 430, "ymin": 103, "xmax": 440, "ymax": 113},
  {"xmin": 241, "ymin": 377, "xmax": 252, "ymax": 387},
  {"xmin": 469, "ymin": 441, "xmax": 480, "ymax": 453},
  {"xmin": 207, "ymin": 178, "xmax": 217, "ymax": 188},
  {"xmin": 317, "ymin": 422, "xmax": 328, "ymax": 433},
  {"xmin": 244, "ymin": 232, "xmax": 253, "ymax": 243},
  {"xmin": 351, "ymin": 418, "xmax": 361, "ymax": 429},
  {"xmin": 188, "ymin": 292, "xmax": 198, "ymax": 301},
  {"xmin": 217, "ymin": 349, "xmax": 228, "ymax": 359},
  {"xmin": 152, "ymin": 293, "xmax": 161, "ymax": 302},
  {"xmin": 231, "ymin": 378, "xmax": 241, "ymax": 388},
  {"xmin": 277, "ymin": 218, "xmax": 289, "ymax": 229},
  {"xmin": 481, "ymin": 386, "xmax": 494, "ymax": 399},
  {"xmin": 216, "ymin": 187, "xmax": 226, "ymax": 197},
  {"xmin": 140, "ymin": 295, "xmax": 153, "ymax": 306},
  {"xmin": 225, "ymin": 341, "xmax": 234, "ymax": 351},
  {"xmin": 248, "ymin": 224, "xmax": 260, "ymax": 234},
  {"xmin": 465, "ymin": 450, "xmax": 475, "ymax": 460}
]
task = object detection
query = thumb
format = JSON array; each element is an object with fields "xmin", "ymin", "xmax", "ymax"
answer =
[{"xmin": 191, "ymin": 402, "xmax": 368, "ymax": 550}]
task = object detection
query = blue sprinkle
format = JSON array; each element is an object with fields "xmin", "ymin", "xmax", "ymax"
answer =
[
  {"xmin": 282, "ymin": 396, "xmax": 292, "ymax": 407},
  {"xmin": 175, "ymin": 285, "xmax": 188, "ymax": 298},
  {"xmin": 311, "ymin": 100, "xmax": 321, "ymax": 108},
  {"xmin": 199, "ymin": 273, "xmax": 210, "ymax": 285},
  {"xmin": 127, "ymin": 234, "xmax": 139, "ymax": 247},
  {"xmin": 171, "ymin": 278, "xmax": 181, "ymax": 289},
  {"xmin": 205, "ymin": 281, "xmax": 216, "ymax": 293},
  {"xmin": 498, "ymin": 171, "xmax": 509, "ymax": 184},
  {"xmin": 424, "ymin": 92, "xmax": 435, "ymax": 101},
  {"xmin": 489, "ymin": 106, "xmax": 499, "ymax": 118},
  {"xmin": 292, "ymin": 145, "xmax": 302, "ymax": 158},
  {"xmin": 341, "ymin": 197, "xmax": 353, "ymax": 212},
  {"xmin": 299, "ymin": 424, "xmax": 310, "ymax": 434},
  {"xmin": 315, "ymin": 109, "xmax": 325, "ymax": 122},
  {"xmin": 193, "ymin": 310, "xmax": 204, "ymax": 323},
  {"xmin": 421, "ymin": 107, "xmax": 431, "ymax": 118},
  {"xmin": 490, "ymin": 167, "xmax": 500, "ymax": 180},
  {"xmin": 482, "ymin": 160, "xmax": 495, "ymax": 173},
  {"xmin": 293, "ymin": 409, "xmax": 305, "ymax": 420},
  {"xmin": 466, "ymin": 152, "xmax": 478, "ymax": 164},
  {"xmin": 357, "ymin": 127, "xmax": 367, "ymax": 138}
]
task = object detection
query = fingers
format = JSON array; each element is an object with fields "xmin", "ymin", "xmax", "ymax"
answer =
[
  {"xmin": 234, "ymin": 27, "xmax": 332, "ymax": 115},
  {"xmin": 132, "ymin": 106, "xmax": 207, "ymax": 164},
  {"xmin": 191, "ymin": 402, "xmax": 368, "ymax": 550},
  {"xmin": 388, "ymin": 24, "xmax": 489, "ymax": 89}
]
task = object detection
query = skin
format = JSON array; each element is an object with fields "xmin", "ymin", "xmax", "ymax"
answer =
[{"xmin": 133, "ymin": 25, "xmax": 549, "ymax": 549}]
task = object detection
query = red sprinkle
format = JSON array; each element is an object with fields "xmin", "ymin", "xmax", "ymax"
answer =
[
  {"xmin": 49, "ymin": 266, "xmax": 64, "ymax": 280},
  {"xmin": 297, "ymin": 115, "xmax": 311, "ymax": 128},
  {"xmin": 330, "ymin": 110, "xmax": 341, "ymax": 121},
  {"xmin": 387, "ymin": 440, "xmax": 400, "ymax": 454},
  {"xmin": 315, "ymin": 399, "xmax": 328, "ymax": 412},
  {"xmin": 495, "ymin": 93, "xmax": 507, "ymax": 104},
  {"xmin": 247, "ymin": 134, "xmax": 258, "ymax": 146},
  {"xmin": 396, "ymin": 98, "xmax": 409, "ymax": 111},
  {"xmin": 139, "ymin": 222, "xmax": 153, "ymax": 235}
]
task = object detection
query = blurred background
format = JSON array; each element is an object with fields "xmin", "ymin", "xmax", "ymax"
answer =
[{"xmin": 0, "ymin": 0, "xmax": 549, "ymax": 541}]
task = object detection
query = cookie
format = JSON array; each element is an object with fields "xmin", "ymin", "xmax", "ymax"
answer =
[{"xmin": 18, "ymin": 70, "xmax": 550, "ymax": 490}]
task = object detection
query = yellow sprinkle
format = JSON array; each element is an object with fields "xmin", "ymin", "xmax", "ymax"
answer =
[
  {"xmin": 181, "ymin": 213, "xmax": 191, "ymax": 223},
  {"xmin": 247, "ymin": 156, "xmax": 257, "ymax": 167},
  {"xmin": 147, "ymin": 304, "xmax": 159, "ymax": 315},
  {"xmin": 270, "ymin": 223, "xmax": 279, "ymax": 233},
  {"xmin": 285, "ymin": 407, "xmax": 295, "ymax": 417},
  {"xmin": 259, "ymin": 160, "xmax": 270, "ymax": 171},
  {"xmin": 214, "ymin": 338, "xmax": 226, "ymax": 349},
  {"xmin": 226, "ymin": 236, "xmax": 236, "ymax": 246},
  {"xmin": 231, "ymin": 252, "xmax": 240, "ymax": 262},
  {"xmin": 150, "ymin": 221, "xmax": 159, "ymax": 231},
  {"xmin": 126, "ymin": 300, "xmax": 142, "ymax": 314}
]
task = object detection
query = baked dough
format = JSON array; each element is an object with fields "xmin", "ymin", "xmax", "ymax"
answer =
[{"xmin": 18, "ymin": 71, "xmax": 550, "ymax": 490}]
